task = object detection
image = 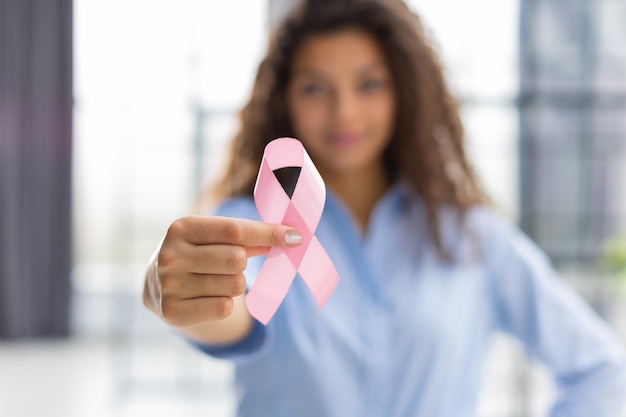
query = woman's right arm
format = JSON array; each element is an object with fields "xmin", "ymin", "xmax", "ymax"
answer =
[{"xmin": 143, "ymin": 215, "xmax": 302, "ymax": 345}]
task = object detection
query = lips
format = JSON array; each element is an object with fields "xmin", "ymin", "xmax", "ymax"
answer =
[{"xmin": 327, "ymin": 131, "xmax": 361, "ymax": 148}]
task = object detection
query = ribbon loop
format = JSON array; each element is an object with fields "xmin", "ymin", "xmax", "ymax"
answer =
[{"xmin": 245, "ymin": 137, "xmax": 340, "ymax": 325}]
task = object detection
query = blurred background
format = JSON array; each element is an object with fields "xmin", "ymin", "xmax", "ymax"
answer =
[{"xmin": 1, "ymin": 0, "xmax": 625, "ymax": 416}]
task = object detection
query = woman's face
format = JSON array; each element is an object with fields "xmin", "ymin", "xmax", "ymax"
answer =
[{"xmin": 286, "ymin": 28, "xmax": 396, "ymax": 178}]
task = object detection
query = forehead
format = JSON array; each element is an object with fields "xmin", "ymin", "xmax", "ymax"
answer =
[{"xmin": 291, "ymin": 27, "xmax": 388, "ymax": 72}]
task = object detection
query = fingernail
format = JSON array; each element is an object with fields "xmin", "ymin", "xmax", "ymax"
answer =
[{"xmin": 285, "ymin": 230, "xmax": 302, "ymax": 246}]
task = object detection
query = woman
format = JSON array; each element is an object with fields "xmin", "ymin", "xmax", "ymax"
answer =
[{"xmin": 143, "ymin": 0, "xmax": 626, "ymax": 415}]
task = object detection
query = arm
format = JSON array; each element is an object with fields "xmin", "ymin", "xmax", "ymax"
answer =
[{"xmin": 484, "ymin": 216, "xmax": 626, "ymax": 416}]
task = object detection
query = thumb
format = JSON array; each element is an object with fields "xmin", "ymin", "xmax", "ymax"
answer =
[
  {"xmin": 245, "ymin": 225, "xmax": 302, "ymax": 257},
  {"xmin": 281, "ymin": 226, "xmax": 303, "ymax": 246}
]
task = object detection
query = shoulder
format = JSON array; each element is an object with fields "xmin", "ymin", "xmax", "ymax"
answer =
[
  {"xmin": 462, "ymin": 205, "xmax": 553, "ymax": 271},
  {"xmin": 463, "ymin": 205, "xmax": 517, "ymax": 239}
]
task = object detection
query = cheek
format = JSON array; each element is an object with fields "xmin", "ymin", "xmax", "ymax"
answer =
[
  {"xmin": 290, "ymin": 101, "xmax": 328, "ymax": 137},
  {"xmin": 383, "ymin": 101, "xmax": 396, "ymax": 135},
  {"xmin": 369, "ymin": 94, "xmax": 396, "ymax": 137}
]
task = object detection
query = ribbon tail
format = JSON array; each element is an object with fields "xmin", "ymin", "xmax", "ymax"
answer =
[
  {"xmin": 298, "ymin": 236, "xmax": 339, "ymax": 312},
  {"xmin": 245, "ymin": 249, "xmax": 297, "ymax": 325}
]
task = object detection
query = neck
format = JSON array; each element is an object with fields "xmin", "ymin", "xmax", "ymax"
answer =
[{"xmin": 322, "ymin": 162, "xmax": 390, "ymax": 232}]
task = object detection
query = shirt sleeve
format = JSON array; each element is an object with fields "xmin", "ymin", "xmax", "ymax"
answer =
[
  {"xmin": 189, "ymin": 317, "xmax": 273, "ymax": 363},
  {"xmin": 186, "ymin": 197, "xmax": 274, "ymax": 363},
  {"xmin": 483, "ymin": 212, "xmax": 626, "ymax": 416}
]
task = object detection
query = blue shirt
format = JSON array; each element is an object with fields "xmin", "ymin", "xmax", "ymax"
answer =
[{"xmin": 193, "ymin": 184, "xmax": 626, "ymax": 417}]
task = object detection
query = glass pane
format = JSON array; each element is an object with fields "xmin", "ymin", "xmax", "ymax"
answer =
[
  {"xmin": 409, "ymin": 0, "xmax": 519, "ymax": 99},
  {"xmin": 593, "ymin": 0, "xmax": 626, "ymax": 91}
]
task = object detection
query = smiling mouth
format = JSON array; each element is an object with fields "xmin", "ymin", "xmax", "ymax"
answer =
[{"xmin": 327, "ymin": 132, "xmax": 361, "ymax": 148}]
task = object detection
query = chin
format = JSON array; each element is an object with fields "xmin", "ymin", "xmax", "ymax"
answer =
[{"xmin": 325, "ymin": 157, "xmax": 375, "ymax": 176}]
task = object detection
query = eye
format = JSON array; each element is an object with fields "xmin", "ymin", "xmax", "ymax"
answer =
[
  {"xmin": 360, "ymin": 78, "xmax": 385, "ymax": 92},
  {"xmin": 301, "ymin": 83, "xmax": 328, "ymax": 96}
]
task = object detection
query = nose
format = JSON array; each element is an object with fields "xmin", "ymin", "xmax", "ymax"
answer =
[{"xmin": 332, "ymin": 87, "xmax": 359, "ymax": 125}]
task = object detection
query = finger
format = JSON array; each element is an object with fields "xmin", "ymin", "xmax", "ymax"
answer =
[
  {"xmin": 161, "ymin": 296, "xmax": 234, "ymax": 327},
  {"xmin": 180, "ymin": 244, "xmax": 248, "ymax": 275},
  {"xmin": 246, "ymin": 245, "xmax": 271, "ymax": 258},
  {"xmin": 171, "ymin": 216, "xmax": 302, "ymax": 248},
  {"xmin": 161, "ymin": 273, "xmax": 247, "ymax": 299},
  {"xmin": 213, "ymin": 217, "xmax": 303, "ymax": 248}
]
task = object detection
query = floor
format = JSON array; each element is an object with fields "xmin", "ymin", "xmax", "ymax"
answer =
[
  {"xmin": 2, "ymin": 268, "xmax": 624, "ymax": 417},
  {"xmin": 0, "ymin": 294, "xmax": 237, "ymax": 417}
]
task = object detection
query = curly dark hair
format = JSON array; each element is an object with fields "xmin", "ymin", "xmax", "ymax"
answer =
[{"xmin": 211, "ymin": 0, "xmax": 490, "ymax": 256}]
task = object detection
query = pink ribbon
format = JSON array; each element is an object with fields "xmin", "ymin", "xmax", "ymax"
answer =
[{"xmin": 245, "ymin": 137, "xmax": 340, "ymax": 325}]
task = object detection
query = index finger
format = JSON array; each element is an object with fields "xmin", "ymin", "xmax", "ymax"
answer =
[{"xmin": 181, "ymin": 216, "xmax": 302, "ymax": 248}]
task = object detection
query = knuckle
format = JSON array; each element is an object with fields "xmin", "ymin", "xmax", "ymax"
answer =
[
  {"xmin": 157, "ymin": 245, "xmax": 175, "ymax": 269},
  {"xmin": 157, "ymin": 254, "xmax": 183, "ymax": 285},
  {"xmin": 213, "ymin": 297, "xmax": 233, "ymax": 320},
  {"xmin": 158, "ymin": 274, "xmax": 177, "ymax": 298},
  {"xmin": 160, "ymin": 298, "xmax": 180, "ymax": 325},
  {"xmin": 167, "ymin": 217, "xmax": 189, "ymax": 238},
  {"xmin": 160, "ymin": 223, "xmax": 190, "ymax": 269},
  {"xmin": 223, "ymin": 220, "xmax": 245, "ymax": 244},
  {"xmin": 226, "ymin": 246, "xmax": 247, "ymax": 271},
  {"xmin": 231, "ymin": 274, "xmax": 247, "ymax": 296},
  {"xmin": 271, "ymin": 225, "xmax": 282, "ymax": 247}
]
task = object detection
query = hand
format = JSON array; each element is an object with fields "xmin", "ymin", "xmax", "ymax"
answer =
[{"xmin": 143, "ymin": 216, "xmax": 302, "ymax": 329}]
